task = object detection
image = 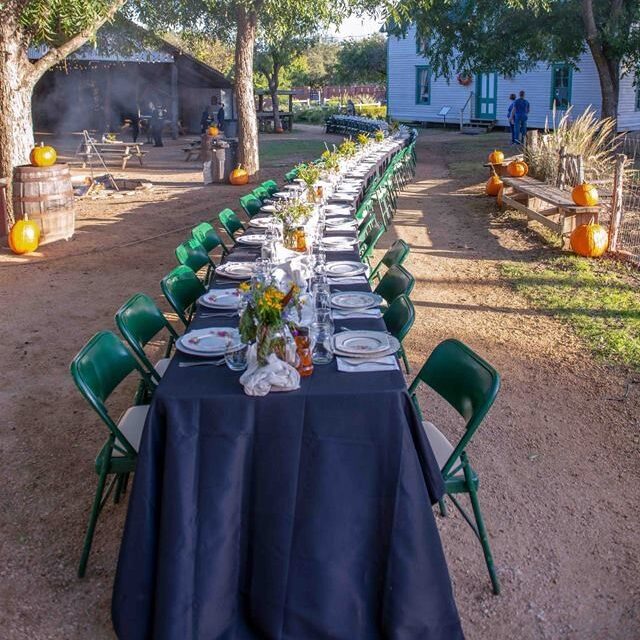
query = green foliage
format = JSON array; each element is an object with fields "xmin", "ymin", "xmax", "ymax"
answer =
[
  {"xmin": 355, "ymin": 104, "xmax": 386, "ymax": 118},
  {"xmin": 289, "ymin": 40, "xmax": 341, "ymax": 88},
  {"xmin": 293, "ymin": 104, "xmax": 340, "ymax": 124},
  {"xmin": 165, "ymin": 32, "xmax": 234, "ymax": 77},
  {"xmin": 334, "ymin": 34, "xmax": 386, "ymax": 85},
  {"xmin": 501, "ymin": 256, "xmax": 640, "ymax": 370}
]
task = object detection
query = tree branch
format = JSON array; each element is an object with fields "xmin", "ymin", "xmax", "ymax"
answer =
[{"xmin": 28, "ymin": 0, "xmax": 126, "ymax": 85}]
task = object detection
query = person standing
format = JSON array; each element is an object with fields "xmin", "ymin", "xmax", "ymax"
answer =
[
  {"xmin": 513, "ymin": 90, "xmax": 530, "ymax": 144},
  {"xmin": 507, "ymin": 93, "xmax": 517, "ymax": 144},
  {"xmin": 150, "ymin": 101, "xmax": 164, "ymax": 147}
]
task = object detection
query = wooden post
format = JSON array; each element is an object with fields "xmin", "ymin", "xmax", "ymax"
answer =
[
  {"xmin": 526, "ymin": 129, "xmax": 538, "ymax": 153},
  {"xmin": 608, "ymin": 154, "xmax": 627, "ymax": 252},
  {"xmin": 170, "ymin": 62, "xmax": 178, "ymax": 140},
  {"xmin": 557, "ymin": 145, "xmax": 567, "ymax": 190},
  {"xmin": 576, "ymin": 155, "xmax": 584, "ymax": 185}
]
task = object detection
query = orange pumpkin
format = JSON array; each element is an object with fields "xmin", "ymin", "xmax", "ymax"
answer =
[
  {"xmin": 507, "ymin": 160, "xmax": 528, "ymax": 177},
  {"xmin": 30, "ymin": 143, "xmax": 57, "ymax": 167},
  {"xmin": 275, "ymin": 127, "xmax": 284, "ymax": 134},
  {"xmin": 8, "ymin": 219, "xmax": 40, "ymax": 254},
  {"xmin": 207, "ymin": 125, "xmax": 220, "ymax": 137},
  {"xmin": 571, "ymin": 182, "xmax": 599, "ymax": 207},
  {"xmin": 570, "ymin": 222, "xmax": 608, "ymax": 258},
  {"xmin": 229, "ymin": 164, "xmax": 249, "ymax": 186},
  {"xmin": 488, "ymin": 150, "xmax": 504, "ymax": 164},
  {"xmin": 486, "ymin": 174, "xmax": 503, "ymax": 196}
]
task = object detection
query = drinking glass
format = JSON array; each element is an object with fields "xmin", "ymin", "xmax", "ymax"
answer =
[
  {"xmin": 315, "ymin": 307, "xmax": 334, "ymax": 334},
  {"xmin": 225, "ymin": 341, "xmax": 249, "ymax": 371},
  {"xmin": 310, "ymin": 321, "xmax": 334, "ymax": 364}
]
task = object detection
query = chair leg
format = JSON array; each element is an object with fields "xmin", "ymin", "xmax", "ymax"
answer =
[
  {"xmin": 78, "ymin": 468, "xmax": 108, "ymax": 578},
  {"xmin": 468, "ymin": 484, "xmax": 501, "ymax": 595},
  {"xmin": 438, "ymin": 497, "xmax": 448, "ymax": 517},
  {"xmin": 401, "ymin": 349, "xmax": 410, "ymax": 374},
  {"xmin": 113, "ymin": 473, "xmax": 124, "ymax": 504}
]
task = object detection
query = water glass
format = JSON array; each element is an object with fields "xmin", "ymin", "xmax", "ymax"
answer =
[
  {"xmin": 315, "ymin": 307, "xmax": 334, "ymax": 333},
  {"xmin": 225, "ymin": 341, "xmax": 249, "ymax": 371},
  {"xmin": 311, "ymin": 321, "xmax": 334, "ymax": 364}
]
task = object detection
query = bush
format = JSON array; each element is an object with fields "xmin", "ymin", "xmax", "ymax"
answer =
[
  {"xmin": 293, "ymin": 105, "xmax": 340, "ymax": 124},
  {"xmin": 355, "ymin": 104, "xmax": 387, "ymax": 119}
]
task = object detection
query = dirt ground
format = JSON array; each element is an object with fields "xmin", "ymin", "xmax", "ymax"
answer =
[{"xmin": 0, "ymin": 126, "xmax": 638, "ymax": 639}]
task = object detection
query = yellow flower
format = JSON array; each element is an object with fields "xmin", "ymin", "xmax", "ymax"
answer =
[{"xmin": 239, "ymin": 282, "xmax": 250, "ymax": 292}]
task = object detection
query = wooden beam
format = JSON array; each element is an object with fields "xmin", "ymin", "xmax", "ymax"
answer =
[{"xmin": 170, "ymin": 63, "xmax": 178, "ymax": 140}]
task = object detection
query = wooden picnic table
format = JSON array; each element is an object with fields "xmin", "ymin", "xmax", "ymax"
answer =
[
  {"xmin": 499, "ymin": 175, "xmax": 601, "ymax": 248},
  {"xmin": 76, "ymin": 141, "xmax": 147, "ymax": 170}
]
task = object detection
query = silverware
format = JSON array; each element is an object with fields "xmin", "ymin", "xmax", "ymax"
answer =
[
  {"xmin": 178, "ymin": 359, "xmax": 226, "ymax": 368},
  {"xmin": 199, "ymin": 311, "xmax": 238, "ymax": 318},
  {"xmin": 340, "ymin": 358, "xmax": 396, "ymax": 367}
]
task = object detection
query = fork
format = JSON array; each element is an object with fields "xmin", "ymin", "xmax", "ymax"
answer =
[
  {"xmin": 178, "ymin": 359, "xmax": 226, "ymax": 368},
  {"xmin": 199, "ymin": 311, "xmax": 238, "ymax": 318},
  {"xmin": 340, "ymin": 357, "xmax": 396, "ymax": 367}
]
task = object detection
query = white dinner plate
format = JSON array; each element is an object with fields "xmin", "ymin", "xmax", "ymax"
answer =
[
  {"xmin": 331, "ymin": 291, "xmax": 383, "ymax": 311},
  {"xmin": 273, "ymin": 191, "xmax": 295, "ymax": 199},
  {"xmin": 322, "ymin": 236, "xmax": 357, "ymax": 246},
  {"xmin": 176, "ymin": 327, "xmax": 241, "ymax": 356},
  {"xmin": 216, "ymin": 262, "xmax": 254, "ymax": 280},
  {"xmin": 333, "ymin": 331, "xmax": 390, "ymax": 355},
  {"xmin": 236, "ymin": 234, "xmax": 266, "ymax": 246},
  {"xmin": 198, "ymin": 289, "xmax": 241, "ymax": 309},
  {"xmin": 324, "ymin": 261, "xmax": 366, "ymax": 277},
  {"xmin": 260, "ymin": 204, "xmax": 277, "ymax": 213},
  {"xmin": 332, "ymin": 334, "xmax": 401, "ymax": 359},
  {"xmin": 325, "ymin": 217, "xmax": 354, "ymax": 227},
  {"xmin": 249, "ymin": 217, "xmax": 274, "ymax": 228}
]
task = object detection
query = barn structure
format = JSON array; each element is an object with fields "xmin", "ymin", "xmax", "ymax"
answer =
[
  {"xmin": 386, "ymin": 25, "xmax": 640, "ymax": 132},
  {"xmin": 29, "ymin": 27, "xmax": 234, "ymax": 138}
]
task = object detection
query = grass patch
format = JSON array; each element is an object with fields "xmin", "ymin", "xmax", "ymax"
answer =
[
  {"xmin": 501, "ymin": 255, "xmax": 640, "ymax": 369},
  {"xmin": 259, "ymin": 139, "xmax": 328, "ymax": 167},
  {"xmin": 443, "ymin": 132, "xmax": 513, "ymax": 181}
]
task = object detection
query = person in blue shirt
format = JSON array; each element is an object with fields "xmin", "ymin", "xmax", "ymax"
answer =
[
  {"xmin": 513, "ymin": 90, "xmax": 530, "ymax": 144},
  {"xmin": 507, "ymin": 93, "xmax": 517, "ymax": 144}
]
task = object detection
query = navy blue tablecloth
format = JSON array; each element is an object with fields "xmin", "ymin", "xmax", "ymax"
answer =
[{"xmin": 112, "ymin": 154, "xmax": 463, "ymax": 639}]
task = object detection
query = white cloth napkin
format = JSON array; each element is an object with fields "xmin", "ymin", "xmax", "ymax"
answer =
[
  {"xmin": 337, "ymin": 355, "xmax": 399, "ymax": 373},
  {"xmin": 332, "ymin": 308, "xmax": 382, "ymax": 319},
  {"xmin": 327, "ymin": 276, "xmax": 367, "ymax": 284},
  {"xmin": 240, "ymin": 347, "xmax": 301, "ymax": 396}
]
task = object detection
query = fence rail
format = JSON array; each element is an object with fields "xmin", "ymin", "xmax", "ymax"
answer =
[{"xmin": 613, "ymin": 134, "xmax": 640, "ymax": 263}]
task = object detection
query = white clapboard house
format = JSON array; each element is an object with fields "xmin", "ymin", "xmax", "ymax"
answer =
[{"xmin": 386, "ymin": 25, "xmax": 640, "ymax": 132}]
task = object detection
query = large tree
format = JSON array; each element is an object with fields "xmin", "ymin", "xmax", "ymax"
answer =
[
  {"xmin": 387, "ymin": 0, "xmax": 640, "ymax": 120},
  {"xmin": 0, "ymin": 0, "xmax": 126, "ymax": 214},
  {"xmin": 334, "ymin": 33, "xmax": 387, "ymax": 86},
  {"xmin": 289, "ymin": 40, "xmax": 341, "ymax": 96}
]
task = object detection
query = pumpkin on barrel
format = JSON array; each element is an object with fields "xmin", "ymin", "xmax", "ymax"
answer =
[
  {"xmin": 30, "ymin": 143, "xmax": 57, "ymax": 167},
  {"xmin": 229, "ymin": 165, "xmax": 249, "ymax": 186}
]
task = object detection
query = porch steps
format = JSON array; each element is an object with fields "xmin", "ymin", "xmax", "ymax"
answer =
[{"xmin": 461, "ymin": 119, "xmax": 497, "ymax": 135}]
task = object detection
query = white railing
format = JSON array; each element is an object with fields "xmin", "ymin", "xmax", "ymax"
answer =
[{"xmin": 459, "ymin": 92, "xmax": 474, "ymax": 131}]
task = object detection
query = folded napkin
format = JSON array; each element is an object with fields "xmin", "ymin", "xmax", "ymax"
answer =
[
  {"xmin": 327, "ymin": 276, "xmax": 368, "ymax": 285},
  {"xmin": 332, "ymin": 308, "xmax": 382, "ymax": 319},
  {"xmin": 337, "ymin": 355, "xmax": 399, "ymax": 373},
  {"xmin": 240, "ymin": 348, "xmax": 300, "ymax": 396},
  {"xmin": 326, "ymin": 223, "xmax": 357, "ymax": 232}
]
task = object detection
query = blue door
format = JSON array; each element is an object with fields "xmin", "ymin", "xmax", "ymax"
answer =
[{"xmin": 475, "ymin": 73, "xmax": 498, "ymax": 120}]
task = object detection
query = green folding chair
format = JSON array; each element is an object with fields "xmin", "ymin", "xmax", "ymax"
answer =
[
  {"xmin": 373, "ymin": 264, "xmax": 415, "ymax": 306},
  {"xmin": 218, "ymin": 208, "xmax": 246, "ymax": 243},
  {"xmin": 369, "ymin": 239, "xmax": 410, "ymax": 285},
  {"xmin": 284, "ymin": 167, "xmax": 299, "ymax": 182},
  {"xmin": 175, "ymin": 238, "xmax": 215, "ymax": 284},
  {"xmin": 383, "ymin": 293, "xmax": 415, "ymax": 373},
  {"xmin": 260, "ymin": 179, "xmax": 278, "ymax": 196},
  {"xmin": 359, "ymin": 217, "xmax": 385, "ymax": 266},
  {"xmin": 191, "ymin": 222, "xmax": 228, "ymax": 257},
  {"xmin": 239, "ymin": 194, "xmax": 263, "ymax": 219},
  {"xmin": 251, "ymin": 186, "xmax": 270, "ymax": 203},
  {"xmin": 160, "ymin": 265, "xmax": 205, "ymax": 326},
  {"xmin": 115, "ymin": 292, "xmax": 180, "ymax": 384},
  {"xmin": 70, "ymin": 330, "xmax": 156, "ymax": 577},
  {"xmin": 408, "ymin": 338, "xmax": 501, "ymax": 595}
]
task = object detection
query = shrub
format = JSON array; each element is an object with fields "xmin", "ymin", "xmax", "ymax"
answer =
[
  {"xmin": 355, "ymin": 104, "xmax": 387, "ymax": 119},
  {"xmin": 293, "ymin": 104, "xmax": 340, "ymax": 124}
]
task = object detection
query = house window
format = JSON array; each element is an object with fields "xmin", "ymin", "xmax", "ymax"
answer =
[
  {"xmin": 551, "ymin": 63, "xmax": 572, "ymax": 109},
  {"xmin": 415, "ymin": 66, "xmax": 431, "ymax": 104}
]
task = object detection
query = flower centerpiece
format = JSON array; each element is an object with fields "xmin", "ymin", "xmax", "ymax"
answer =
[
  {"xmin": 273, "ymin": 200, "xmax": 314, "ymax": 250},
  {"xmin": 374, "ymin": 129, "xmax": 385, "ymax": 143},
  {"xmin": 337, "ymin": 138, "xmax": 357, "ymax": 159},
  {"xmin": 356, "ymin": 132, "xmax": 370, "ymax": 147},
  {"xmin": 320, "ymin": 148, "xmax": 341, "ymax": 174},
  {"xmin": 295, "ymin": 162, "xmax": 322, "ymax": 202},
  {"xmin": 238, "ymin": 280, "xmax": 301, "ymax": 366}
]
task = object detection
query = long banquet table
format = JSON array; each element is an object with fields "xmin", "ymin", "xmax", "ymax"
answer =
[{"xmin": 112, "ymin": 140, "xmax": 464, "ymax": 640}]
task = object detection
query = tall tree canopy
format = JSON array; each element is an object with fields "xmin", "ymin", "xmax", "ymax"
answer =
[
  {"xmin": 288, "ymin": 40, "xmax": 341, "ymax": 89},
  {"xmin": 334, "ymin": 34, "xmax": 386, "ymax": 86},
  {"xmin": 0, "ymin": 0, "xmax": 125, "ymax": 211},
  {"xmin": 387, "ymin": 0, "xmax": 640, "ymax": 119}
]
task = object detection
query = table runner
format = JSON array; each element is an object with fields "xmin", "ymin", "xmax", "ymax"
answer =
[{"xmin": 112, "ymin": 142, "xmax": 464, "ymax": 640}]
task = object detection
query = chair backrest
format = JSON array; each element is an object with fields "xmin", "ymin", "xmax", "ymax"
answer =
[
  {"xmin": 239, "ymin": 194, "xmax": 262, "ymax": 219},
  {"xmin": 218, "ymin": 208, "xmax": 245, "ymax": 241},
  {"xmin": 251, "ymin": 186, "xmax": 270, "ymax": 203},
  {"xmin": 382, "ymin": 239, "xmax": 410, "ymax": 269},
  {"xmin": 115, "ymin": 293, "xmax": 179, "ymax": 381},
  {"xmin": 70, "ymin": 331, "xmax": 153, "ymax": 457},
  {"xmin": 284, "ymin": 167, "xmax": 299, "ymax": 182},
  {"xmin": 360, "ymin": 218, "xmax": 385, "ymax": 260},
  {"xmin": 160, "ymin": 265, "xmax": 205, "ymax": 326},
  {"xmin": 383, "ymin": 294, "xmax": 415, "ymax": 343},
  {"xmin": 175, "ymin": 238, "xmax": 212, "ymax": 274},
  {"xmin": 374, "ymin": 264, "xmax": 415, "ymax": 304},
  {"xmin": 408, "ymin": 339, "xmax": 501, "ymax": 477},
  {"xmin": 192, "ymin": 222, "xmax": 228, "ymax": 255},
  {"xmin": 261, "ymin": 180, "xmax": 278, "ymax": 196}
]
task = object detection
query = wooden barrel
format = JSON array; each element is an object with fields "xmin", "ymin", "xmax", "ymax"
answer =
[{"xmin": 12, "ymin": 164, "xmax": 75, "ymax": 245}]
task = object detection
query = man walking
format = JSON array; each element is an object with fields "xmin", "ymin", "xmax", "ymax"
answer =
[
  {"xmin": 507, "ymin": 93, "xmax": 517, "ymax": 144},
  {"xmin": 513, "ymin": 90, "xmax": 530, "ymax": 144}
]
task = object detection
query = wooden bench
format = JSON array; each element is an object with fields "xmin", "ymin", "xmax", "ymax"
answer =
[
  {"xmin": 182, "ymin": 140, "xmax": 202, "ymax": 161},
  {"xmin": 498, "ymin": 175, "xmax": 601, "ymax": 248},
  {"xmin": 77, "ymin": 142, "xmax": 147, "ymax": 170}
]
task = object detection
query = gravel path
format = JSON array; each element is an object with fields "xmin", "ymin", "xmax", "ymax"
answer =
[{"xmin": 0, "ymin": 128, "xmax": 637, "ymax": 639}]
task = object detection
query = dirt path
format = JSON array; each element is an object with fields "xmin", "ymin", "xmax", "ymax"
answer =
[{"xmin": 0, "ymin": 128, "xmax": 638, "ymax": 639}]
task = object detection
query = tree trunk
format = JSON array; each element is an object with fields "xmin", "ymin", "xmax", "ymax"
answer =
[
  {"xmin": 0, "ymin": 21, "xmax": 36, "ymax": 224},
  {"xmin": 270, "ymin": 72, "xmax": 281, "ymax": 131},
  {"xmin": 235, "ymin": 6, "xmax": 260, "ymax": 179}
]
